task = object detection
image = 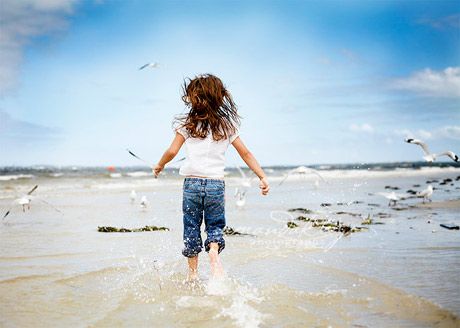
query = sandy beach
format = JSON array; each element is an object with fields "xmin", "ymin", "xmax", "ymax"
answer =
[
  {"xmin": 415, "ymin": 199, "xmax": 460, "ymax": 209},
  {"xmin": 1, "ymin": 165, "xmax": 459, "ymax": 327}
]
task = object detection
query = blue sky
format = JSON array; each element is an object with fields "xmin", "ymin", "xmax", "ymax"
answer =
[{"xmin": 0, "ymin": 0, "xmax": 459, "ymax": 166}]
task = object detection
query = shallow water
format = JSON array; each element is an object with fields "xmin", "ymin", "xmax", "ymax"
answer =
[{"xmin": 1, "ymin": 166, "xmax": 459, "ymax": 327}]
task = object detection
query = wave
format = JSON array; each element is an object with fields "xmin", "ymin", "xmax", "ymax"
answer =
[
  {"xmin": 0, "ymin": 174, "xmax": 34, "ymax": 181},
  {"xmin": 126, "ymin": 171, "xmax": 151, "ymax": 178}
]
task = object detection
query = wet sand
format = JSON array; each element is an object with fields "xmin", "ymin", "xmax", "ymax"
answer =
[
  {"xmin": 1, "ymin": 167, "xmax": 460, "ymax": 327},
  {"xmin": 416, "ymin": 198, "xmax": 460, "ymax": 209}
]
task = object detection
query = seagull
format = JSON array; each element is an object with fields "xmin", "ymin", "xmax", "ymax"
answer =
[
  {"xmin": 234, "ymin": 188, "xmax": 246, "ymax": 208},
  {"xmin": 278, "ymin": 166, "xmax": 326, "ymax": 186},
  {"xmin": 417, "ymin": 185, "xmax": 433, "ymax": 203},
  {"xmin": 236, "ymin": 166, "xmax": 254, "ymax": 188},
  {"xmin": 139, "ymin": 62, "xmax": 160, "ymax": 70},
  {"xmin": 2, "ymin": 185, "xmax": 62, "ymax": 219},
  {"xmin": 130, "ymin": 190, "xmax": 137, "ymax": 203},
  {"xmin": 405, "ymin": 138, "xmax": 458, "ymax": 162},
  {"xmin": 377, "ymin": 191, "xmax": 407, "ymax": 207},
  {"xmin": 140, "ymin": 196, "xmax": 149, "ymax": 208}
]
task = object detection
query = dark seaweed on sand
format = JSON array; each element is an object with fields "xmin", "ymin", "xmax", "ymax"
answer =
[
  {"xmin": 98, "ymin": 225, "xmax": 169, "ymax": 233},
  {"xmin": 294, "ymin": 215, "xmax": 367, "ymax": 235},
  {"xmin": 288, "ymin": 208, "xmax": 315, "ymax": 214},
  {"xmin": 223, "ymin": 226, "xmax": 254, "ymax": 236},
  {"xmin": 287, "ymin": 221, "xmax": 299, "ymax": 228}
]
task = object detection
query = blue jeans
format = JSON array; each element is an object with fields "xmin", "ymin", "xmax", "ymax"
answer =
[{"xmin": 182, "ymin": 177, "xmax": 226, "ymax": 258}]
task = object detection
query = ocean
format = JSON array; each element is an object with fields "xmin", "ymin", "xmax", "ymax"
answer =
[{"xmin": 1, "ymin": 163, "xmax": 459, "ymax": 327}]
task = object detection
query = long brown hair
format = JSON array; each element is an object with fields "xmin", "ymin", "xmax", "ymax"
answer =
[{"xmin": 174, "ymin": 74, "xmax": 240, "ymax": 141}]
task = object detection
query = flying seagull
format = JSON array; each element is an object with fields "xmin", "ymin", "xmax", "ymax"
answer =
[
  {"xmin": 405, "ymin": 138, "xmax": 458, "ymax": 162},
  {"xmin": 236, "ymin": 166, "xmax": 256, "ymax": 188},
  {"xmin": 278, "ymin": 166, "xmax": 326, "ymax": 186},
  {"xmin": 234, "ymin": 188, "xmax": 247, "ymax": 208},
  {"xmin": 139, "ymin": 62, "xmax": 160, "ymax": 70},
  {"xmin": 2, "ymin": 185, "xmax": 62, "ymax": 220},
  {"xmin": 126, "ymin": 149, "xmax": 185, "ymax": 167}
]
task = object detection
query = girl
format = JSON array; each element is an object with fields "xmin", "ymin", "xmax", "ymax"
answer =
[{"xmin": 153, "ymin": 74, "xmax": 269, "ymax": 279}]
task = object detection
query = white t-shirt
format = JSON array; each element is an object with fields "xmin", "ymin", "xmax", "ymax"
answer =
[{"xmin": 176, "ymin": 126, "xmax": 239, "ymax": 178}]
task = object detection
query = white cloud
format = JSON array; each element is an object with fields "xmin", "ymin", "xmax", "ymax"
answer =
[
  {"xmin": 0, "ymin": 0, "xmax": 76, "ymax": 96},
  {"xmin": 394, "ymin": 126, "xmax": 460, "ymax": 140},
  {"xmin": 417, "ymin": 14, "xmax": 460, "ymax": 29},
  {"xmin": 437, "ymin": 126, "xmax": 460, "ymax": 140},
  {"xmin": 392, "ymin": 67, "xmax": 460, "ymax": 98},
  {"xmin": 394, "ymin": 128, "xmax": 433, "ymax": 140},
  {"xmin": 349, "ymin": 123, "xmax": 374, "ymax": 133}
]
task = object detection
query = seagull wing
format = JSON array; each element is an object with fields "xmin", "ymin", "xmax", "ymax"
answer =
[
  {"xmin": 2, "ymin": 209, "xmax": 11, "ymax": 220},
  {"xmin": 305, "ymin": 168, "xmax": 327, "ymax": 183},
  {"xmin": 394, "ymin": 192, "xmax": 409, "ymax": 200},
  {"xmin": 35, "ymin": 197, "xmax": 63, "ymax": 214},
  {"xmin": 417, "ymin": 188, "xmax": 429, "ymax": 197},
  {"xmin": 278, "ymin": 167, "xmax": 310, "ymax": 186},
  {"xmin": 435, "ymin": 151, "xmax": 458, "ymax": 162},
  {"xmin": 2, "ymin": 198, "xmax": 21, "ymax": 220},
  {"xmin": 27, "ymin": 185, "xmax": 38, "ymax": 195},
  {"xmin": 278, "ymin": 169, "xmax": 296, "ymax": 186},
  {"xmin": 406, "ymin": 139, "xmax": 431, "ymax": 156},
  {"xmin": 126, "ymin": 149, "xmax": 150, "ymax": 165},
  {"xmin": 377, "ymin": 192, "xmax": 395, "ymax": 199},
  {"xmin": 139, "ymin": 63, "xmax": 150, "ymax": 70},
  {"xmin": 278, "ymin": 173, "xmax": 290, "ymax": 186},
  {"xmin": 236, "ymin": 166, "xmax": 247, "ymax": 179}
]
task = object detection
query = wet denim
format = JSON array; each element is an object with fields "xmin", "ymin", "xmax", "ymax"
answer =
[{"xmin": 182, "ymin": 177, "xmax": 226, "ymax": 257}]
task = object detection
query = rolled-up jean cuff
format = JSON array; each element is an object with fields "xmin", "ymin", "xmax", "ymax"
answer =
[
  {"xmin": 182, "ymin": 247, "xmax": 202, "ymax": 258},
  {"xmin": 204, "ymin": 238, "xmax": 225, "ymax": 254}
]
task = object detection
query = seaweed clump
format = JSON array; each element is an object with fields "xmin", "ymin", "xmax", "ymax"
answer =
[
  {"xmin": 361, "ymin": 215, "xmax": 385, "ymax": 225},
  {"xmin": 287, "ymin": 221, "xmax": 299, "ymax": 229},
  {"xmin": 288, "ymin": 208, "xmax": 315, "ymax": 214},
  {"xmin": 295, "ymin": 215, "xmax": 368, "ymax": 235},
  {"xmin": 223, "ymin": 226, "xmax": 254, "ymax": 236},
  {"xmin": 98, "ymin": 225, "xmax": 169, "ymax": 233}
]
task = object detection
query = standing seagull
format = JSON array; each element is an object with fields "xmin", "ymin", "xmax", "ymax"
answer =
[
  {"xmin": 417, "ymin": 185, "xmax": 434, "ymax": 203},
  {"xmin": 130, "ymin": 190, "xmax": 137, "ymax": 203},
  {"xmin": 140, "ymin": 196, "xmax": 149, "ymax": 208},
  {"xmin": 279, "ymin": 166, "xmax": 326, "ymax": 186},
  {"xmin": 377, "ymin": 191, "xmax": 406, "ymax": 207},
  {"xmin": 139, "ymin": 62, "xmax": 160, "ymax": 70},
  {"xmin": 405, "ymin": 138, "xmax": 458, "ymax": 162}
]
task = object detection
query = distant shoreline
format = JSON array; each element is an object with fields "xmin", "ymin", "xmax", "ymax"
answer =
[{"xmin": 0, "ymin": 161, "xmax": 460, "ymax": 171}]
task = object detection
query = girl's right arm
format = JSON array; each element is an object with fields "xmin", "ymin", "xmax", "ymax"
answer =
[
  {"xmin": 153, "ymin": 133, "xmax": 185, "ymax": 177},
  {"xmin": 232, "ymin": 137, "xmax": 270, "ymax": 195}
]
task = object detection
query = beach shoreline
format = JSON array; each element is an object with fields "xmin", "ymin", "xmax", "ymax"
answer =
[{"xmin": 1, "ymin": 166, "xmax": 459, "ymax": 326}]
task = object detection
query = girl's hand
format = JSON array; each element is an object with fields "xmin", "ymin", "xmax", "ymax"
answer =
[
  {"xmin": 152, "ymin": 164, "xmax": 164, "ymax": 178},
  {"xmin": 259, "ymin": 177, "xmax": 270, "ymax": 195}
]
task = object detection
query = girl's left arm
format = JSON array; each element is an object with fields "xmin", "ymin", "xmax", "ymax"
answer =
[{"xmin": 153, "ymin": 133, "xmax": 185, "ymax": 177}]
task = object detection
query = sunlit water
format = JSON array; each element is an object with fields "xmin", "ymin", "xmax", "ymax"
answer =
[{"xmin": 0, "ymin": 166, "xmax": 459, "ymax": 327}]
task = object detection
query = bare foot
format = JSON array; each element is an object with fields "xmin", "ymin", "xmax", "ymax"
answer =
[
  {"xmin": 187, "ymin": 256, "xmax": 199, "ymax": 281},
  {"xmin": 209, "ymin": 249, "xmax": 224, "ymax": 277},
  {"xmin": 187, "ymin": 269, "xmax": 198, "ymax": 281}
]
